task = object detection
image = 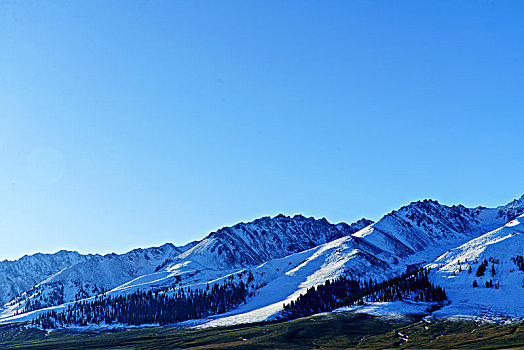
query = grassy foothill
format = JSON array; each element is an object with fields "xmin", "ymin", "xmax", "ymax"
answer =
[{"xmin": 0, "ymin": 312, "xmax": 523, "ymax": 349}]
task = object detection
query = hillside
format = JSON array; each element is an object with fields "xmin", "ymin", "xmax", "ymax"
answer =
[
  {"xmin": 428, "ymin": 213, "xmax": 524, "ymax": 319},
  {"xmin": 1, "ymin": 195, "xmax": 524, "ymax": 328},
  {"xmin": 0, "ymin": 250, "xmax": 100, "ymax": 306}
]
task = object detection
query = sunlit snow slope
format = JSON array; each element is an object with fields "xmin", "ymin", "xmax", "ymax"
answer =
[
  {"xmin": 0, "ymin": 251, "xmax": 100, "ymax": 306},
  {"xmin": 1, "ymin": 195, "xmax": 524, "ymax": 327},
  {"xmin": 428, "ymin": 213, "xmax": 524, "ymax": 319}
]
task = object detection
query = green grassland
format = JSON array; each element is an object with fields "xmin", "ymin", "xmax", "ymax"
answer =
[{"xmin": 0, "ymin": 312, "xmax": 523, "ymax": 349}]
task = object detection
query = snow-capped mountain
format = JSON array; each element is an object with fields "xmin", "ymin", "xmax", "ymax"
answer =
[
  {"xmin": 0, "ymin": 215, "xmax": 373, "ymax": 316},
  {"xmin": 428, "ymin": 213, "xmax": 524, "ymax": 318},
  {"xmin": 87, "ymin": 215, "xmax": 376, "ymax": 298},
  {"xmin": 353, "ymin": 199, "xmax": 515, "ymax": 260},
  {"xmin": 492, "ymin": 194, "xmax": 524, "ymax": 223},
  {"xmin": 197, "ymin": 235, "xmax": 397, "ymax": 327},
  {"xmin": 0, "ymin": 244, "xmax": 182, "ymax": 315},
  {"xmin": 1, "ymin": 195, "xmax": 524, "ymax": 327},
  {"xmin": 195, "ymin": 199, "xmax": 524, "ymax": 326},
  {"xmin": 0, "ymin": 250, "xmax": 100, "ymax": 306},
  {"xmin": 172, "ymin": 215, "xmax": 374, "ymax": 269}
]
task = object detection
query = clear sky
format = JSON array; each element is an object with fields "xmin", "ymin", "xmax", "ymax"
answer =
[{"xmin": 1, "ymin": 1, "xmax": 523, "ymax": 260}]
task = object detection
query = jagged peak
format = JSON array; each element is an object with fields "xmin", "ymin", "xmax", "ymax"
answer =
[
  {"xmin": 499, "ymin": 194, "xmax": 524, "ymax": 209},
  {"xmin": 353, "ymin": 217, "xmax": 375, "ymax": 225},
  {"xmin": 409, "ymin": 198, "xmax": 441, "ymax": 207},
  {"xmin": 494, "ymin": 194, "xmax": 524, "ymax": 222},
  {"xmin": 101, "ymin": 243, "xmax": 179, "ymax": 259},
  {"xmin": 1, "ymin": 249, "xmax": 90, "ymax": 264},
  {"xmin": 337, "ymin": 217, "xmax": 374, "ymax": 230},
  {"xmin": 209, "ymin": 213, "xmax": 372, "ymax": 238},
  {"xmin": 175, "ymin": 213, "xmax": 375, "ymax": 270},
  {"xmin": 382, "ymin": 198, "xmax": 448, "ymax": 218}
]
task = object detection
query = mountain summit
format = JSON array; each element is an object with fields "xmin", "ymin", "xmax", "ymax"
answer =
[{"xmin": 1, "ymin": 195, "xmax": 523, "ymax": 327}]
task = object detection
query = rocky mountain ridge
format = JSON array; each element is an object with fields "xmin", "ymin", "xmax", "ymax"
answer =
[
  {"xmin": 0, "ymin": 250, "xmax": 101, "ymax": 306},
  {"xmin": 1, "ymin": 195, "xmax": 524, "ymax": 327}
]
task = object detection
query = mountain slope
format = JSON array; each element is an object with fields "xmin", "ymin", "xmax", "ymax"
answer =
[
  {"xmin": 1, "ymin": 195, "xmax": 524, "ymax": 327},
  {"xmin": 351, "ymin": 198, "xmax": 521, "ymax": 261},
  {"xmin": 173, "ymin": 215, "xmax": 374, "ymax": 269},
  {"xmin": 0, "ymin": 250, "xmax": 100, "ymax": 306},
  {"xmin": 111, "ymin": 215, "xmax": 375, "ymax": 294},
  {"xmin": 200, "ymin": 199, "xmax": 524, "ymax": 326},
  {"xmin": 147, "ymin": 196, "xmax": 524, "ymax": 326},
  {"xmin": 428, "ymin": 213, "xmax": 524, "ymax": 318},
  {"xmin": 0, "ymin": 244, "xmax": 182, "ymax": 317},
  {"xmin": 63, "ymin": 197, "xmax": 524, "ymax": 326},
  {"xmin": 0, "ymin": 216, "xmax": 373, "ymax": 317}
]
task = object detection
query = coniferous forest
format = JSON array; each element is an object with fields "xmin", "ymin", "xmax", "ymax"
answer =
[
  {"xmin": 281, "ymin": 268, "xmax": 446, "ymax": 319},
  {"xmin": 32, "ymin": 281, "xmax": 248, "ymax": 329},
  {"xmin": 31, "ymin": 269, "xmax": 445, "ymax": 329}
]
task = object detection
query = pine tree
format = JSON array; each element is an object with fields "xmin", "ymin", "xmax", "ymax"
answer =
[{"xmin": 476, "ymin": 259, "xmax": 488, "ymax": 277}]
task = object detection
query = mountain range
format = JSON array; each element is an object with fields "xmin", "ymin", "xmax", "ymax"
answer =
[{"xmin": 1, "ymin": 195, "xmax": 523, "ymax": 327}]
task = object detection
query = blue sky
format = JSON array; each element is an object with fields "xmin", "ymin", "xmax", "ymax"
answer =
[{"xmin": 1, "ymin": 1, "xmax": 523, "ymax": 260}]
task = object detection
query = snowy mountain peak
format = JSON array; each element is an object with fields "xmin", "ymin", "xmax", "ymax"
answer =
[
  {"xmin": 0, "ymin": 250, "xmax": 100, "ymax": 306},
  {"xmin": 353, "ymin": 198, "xmax": 483, "ymax": 258},
  {"xmin": 174, "ymin": 215, "xmax": 374, "ymax": 269},
  {"xmin": 0, "ymin": 243, "xmax": 183, "ymax": 315},
  {"xmin": 496, "ymin": 194, "xmax": 524, "ymax": 221},
  {"xmin": 2, "ymin": 195, "xmax": 524, "ymax": 327}
]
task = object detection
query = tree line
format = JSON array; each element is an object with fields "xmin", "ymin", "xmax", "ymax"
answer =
[
  {"xmin": 31, "ymin": 268, "xmax": 446, "ymax": 329},
  {"xmin": 32, "ymin": 280, "xmax": 248, "ymax": 329},
  {"xmin": 281, "ymin": 268, "xmax": 446, "ymax": 319}
]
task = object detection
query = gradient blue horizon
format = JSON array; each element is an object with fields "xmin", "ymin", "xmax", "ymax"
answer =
[{"xmin": 1, "ymin": 1, "xmax": 523, "ymax": 260}]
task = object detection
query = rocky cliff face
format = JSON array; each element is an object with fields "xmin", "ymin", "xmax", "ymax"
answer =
[{"xmin": 173, "ymin": 215, "xmax": 374, "ymax": 269}]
